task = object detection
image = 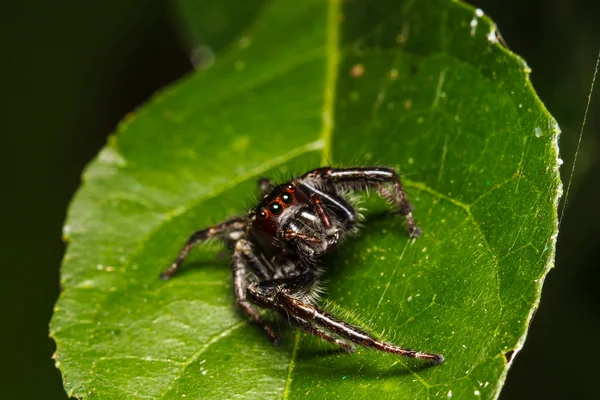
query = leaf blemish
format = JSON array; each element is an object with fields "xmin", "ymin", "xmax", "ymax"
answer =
[
  {"xmin": 191, "ymin": 45, "xmax": 215, "ymax": 70},
  {"xmin": 487, "ymin": 27, "xmax": 499, "ymax": 43},
  {"xmin": 470, "ymin": 8, "xmax": 484, "ymax": 36},
  {"xmin": 396, "ymin": 22, "xmax": 409, "ymax": 45},
  {"xmin": 234, "ymin": 60, "xmax": 245, "ymax": 71},
  {"xmin": 350, "ymin": 64, "xmax": 365, "ymax": 78},
  {"xmin": 232, "ymin": 135, "xmax": 250, "ymax": 152},
  {"xmin": 504, "ymin": 350, "xmax": 515, "ymax": 361},
  {"xmin": 239, "ymin": 36, "xmax": 252, "ymax": 49}
]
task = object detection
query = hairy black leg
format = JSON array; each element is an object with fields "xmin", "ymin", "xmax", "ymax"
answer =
[
  {"xmin": 258, "ymin": 177, "xmax": 275, "ymax": 196},
  {"xmin": 232, "ymin": 239, "xmax": 279, "ymax": 345},
  {"xmin": 288, "ymin": 314, "xmax": 355, "ymax": 353},
  {"xmin": 299, "ymin": 167, "xmax": 421, "ymax": 237},
  {"xmin": 247, "ymin": 270, "xmax": 319, "ymax": 309},
  {"xmin": 160, "ymin": 217, "xmax": 247, "ymax": 280},
  {"xmin": 279, "ymin": 294, "xmax": 443, "ymax": 363},
  {"xmin": 247, "ymin": 271, "xmax": 443, "ymax": 363}
]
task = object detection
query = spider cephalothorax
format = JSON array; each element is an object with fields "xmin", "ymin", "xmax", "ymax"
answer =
[{"xmin": 160, "ymin": 167, "xmax": 444, "ymax": 364}]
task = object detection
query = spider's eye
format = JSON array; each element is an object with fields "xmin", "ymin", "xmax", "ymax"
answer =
[
  {"xmin": 280, "ymin": 192, "xmax": 294, "ymax": 205},
  {"xmin": 258, "ymin": 210, "xmax": 268, "ymax": 220},
  {"xmin": 286, "ymin": 184, "xmax": 295, "ymax": 192},
  {"xmin": 269, "ymin": 202, "xmax": 283, "ymax": 215}
]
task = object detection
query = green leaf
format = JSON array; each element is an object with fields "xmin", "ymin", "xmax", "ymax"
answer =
[
  {"xmin": 50, "ymin": 0, "xmax": 561, "ymax": 398},
  {"xmin": 175, "ymin": 0, "xmax": 267, "ymax": 54}
]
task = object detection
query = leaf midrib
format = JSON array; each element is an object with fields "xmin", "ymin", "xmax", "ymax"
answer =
[{"xmin": 283, "ymin": 0, "xmax": 342, "ymax": 398}]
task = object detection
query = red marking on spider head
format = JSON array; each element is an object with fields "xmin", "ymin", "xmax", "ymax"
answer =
[{"xmin": 252, "ymin": 183, "xmax": 307, "ymax": 240}]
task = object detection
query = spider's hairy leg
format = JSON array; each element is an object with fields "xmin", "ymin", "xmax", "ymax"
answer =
[
  {"xmin": 289, "ymin": 314, "xmax": 355, "ymax": 353},
  {"xmin": 233, "ymin": 239, "xmax": 279, "ymax": 345},
  {"xmin": 247, "ymin": 270, "xmax": 319, "ymax": 310},
  {"xmin": 258, "ymin": 177, "xmax": 275, "ymax": 196},
  {"xmin": 160, "ymin": 217, "xmax": 247, "ymax": 280},
  {"xmin": 279, "ymin": 294, "xmax": 444, "ymax": 364},
  {"xmin": 299, "ymin": 167, "xmax": 421, "ymax": 237},
  {"xmin": 247, "ymin": 270, "xmax": 321, "ymax": 343},
  {"xmin": 247, "ymin": 271, "xmax": 443, "ymax": 364}
]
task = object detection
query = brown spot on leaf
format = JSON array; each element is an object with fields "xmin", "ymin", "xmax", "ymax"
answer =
[{"xmin": 350, "ymin": 64, "xmax": 365, "ymax": 78}]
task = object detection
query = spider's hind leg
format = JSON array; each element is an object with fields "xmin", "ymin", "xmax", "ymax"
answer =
[
  {"xmin": 278, "ymin": 293, "xmax": 444, "ymax": 364},
  {"xmin": 288, "ymin": 314, "xmax": 355, "ymax": 353},
  {"xmin": 247, "ymin": 270, "xmax": 443, "ymax": 364}
]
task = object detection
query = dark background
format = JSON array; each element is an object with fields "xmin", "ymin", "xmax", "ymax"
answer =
[{"xmin": 1, "ymin": 1, "xmax": 598, "ymax": 398}]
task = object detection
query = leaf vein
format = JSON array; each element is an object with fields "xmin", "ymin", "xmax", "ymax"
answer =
[
  {"xmin": 160, "ymin": 320, "xmax": 248, "ymax": 399},
  {"xmin": 320, "ymin": 0, "xmax": 341, "ymax": 165}
]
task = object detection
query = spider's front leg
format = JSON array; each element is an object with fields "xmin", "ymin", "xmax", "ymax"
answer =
[
  {"xmin": 299, "ymin": 167, "xmax": 421, "ymax": 237},
  {"xmin": 160, "ymin": 217, "xmax": 247, "ymax": 280},
  {"xmin": 247, "ymin": 270, "xmax": 444, "ymax": 364}
]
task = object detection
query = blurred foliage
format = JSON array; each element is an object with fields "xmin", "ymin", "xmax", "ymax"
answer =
[{"xmin": 0, "ymin": 0, "xmax": 598, "ymax": 399}]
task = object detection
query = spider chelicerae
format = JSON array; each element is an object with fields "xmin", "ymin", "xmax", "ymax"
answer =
[{"xmin": 160, "ymin": 166, "xmax": 444, "ymax": 364}]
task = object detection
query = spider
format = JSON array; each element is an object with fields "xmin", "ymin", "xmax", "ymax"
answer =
[{"xmin": 160, "ymin": 166, "xmax": 444, "ymax": 364}]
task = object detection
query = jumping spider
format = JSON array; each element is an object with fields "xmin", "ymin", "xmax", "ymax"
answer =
[{"xmin": 160, "ymin": 167, "xmax": 444, "ymax": 364}]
